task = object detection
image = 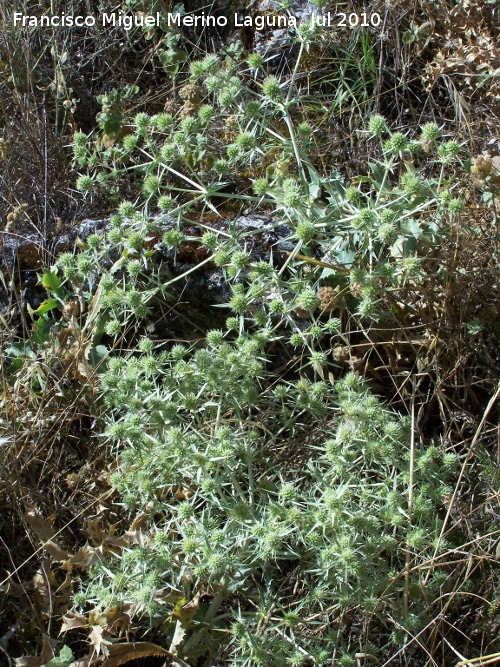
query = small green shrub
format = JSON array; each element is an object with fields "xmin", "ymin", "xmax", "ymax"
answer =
[
  {"xmin": 59, "ymin": 48, "xmax": 471, "ymax": 665},
  {"xmin": 77, "ymin": 349, "xmax": 457, "ymax": 663}
]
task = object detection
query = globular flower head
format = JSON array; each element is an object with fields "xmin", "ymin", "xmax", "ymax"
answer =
[
  {"xmin": 226, "ymin": 144, "xmax": 241, "ymax": 160},
  {"xmin": 206, "ymin": 329, "xmax": 224, "ymax": 347},
  {"xmin": 218, "ymin": 87, "xmax": 239, "ymax": 108},
  {"xmin": 281, "ymin": 178, "xmax": 301, "ymax": 207},
  {"xmin": 118, "ymin": 201, "xmax": 135, "ymax": 218},
  {"xmin": 142, "ymin": 174, "xmax": 160, "ymax": 197},
  {"xmin": 368, "ymin": 114, "xmax": 388, "ymax": 136},
  {"xmin": 108, "ymin": 228, "xmax": 122, "ymax": 244},
  {"xmin": 421, "ymin": 122, "xmax": 441, "ymax": 142},
  {"xmin": 262, "ymin": 76, "xmax": 283, "ymax": 103},
  {"xmin": 230, "ymin": 293, "xmax": 249, "ymax": 314},
  {"xmin": 180, "ymin": 116, "xmax": 198, "ymax": 135},
  {"xmin": 58, "ymin": 252, "xmax": 75, "ymax": 269},
  {"xmin": 400, "ymin": 173, "xmax": 422, "ymax": 196},
  {"xmin": 235, "ymin": 131, "xmax": 256, "ymax": 150},
  {"xmin": 377, "ymin": 221, "xmax": 397, "ymax": 243},
  {"xmin": 201, "ymin": 232, "xmax": 218, "ymax": 250},
  {"xmin": 126, "ymin": 232, "xmax": 145, "ymax": 252},
  {"xmin": 386, "ymin": 132, "xmax": 408, "ymax": 154},
  {"xmin": 155, "ymin": 113, "xmax": 173, "ymax": 131},
  {"xmin": 76, "ymin": 175, "xmax": 94, "ymax": 192},
  {"xmin": 231, "ymin": 250, "xmax": 251, "ymax": 270},
  {"xmin": 134, "ymin": 112, "xmax": 150, "ymax": 132},
  {"xmin": 323, "ymin": 317, "xmax": 341, "ymax": 333},
  {"xmin": 160, "ymin": 142, "xmax": 176, "ymax": 161},
  {"xmin": 123, "ymin": 134, "xmax": 138, "ymax": 152},
  {"xmin": 296, "ymin": 289, "xmax": 321, "ymax": 312},
  {"xmin": 74, "ymin": 131, "xmax": 88, "ymax": 147},
  {"xmin": 354, "ymin": 207, "xmax": 377, "ymax": 228},
  {"xmin": 279, "ymin": 483, "xmax": 295, "ymax": 501},
  {"xmin": 245, "ymin": 100, "xmax": 262, "ymax": 117},
  {"xmin": 295, "ymin": 221, "xmax": 316, "ymax": 243},
  {"xmin": 440, "ymin": 140, "xmax": 460, "ymax": 159},
  {"xmin": 163, "ymin": 229, "xmax": 182, "ymax": 248},
  {"xmin": 127, "ymin": 259, "xmax": 142, "ymax": 277},
  {"xmin": 253, "ymin": 178, "xmax": 269, "ymax": 196},
  {"xmin": 158, "ymin": 195, "xmax": 173, "ymax": 211},
  {"xmin": 213, "ymin": 249, "xmax": 230, "ymax": 267},
  {"xmin": 201, "ymin": 54, "xmax": 219, "ymax": 73},
  {"xmin": 310, "ymin": 350, "xmax": 327, "ymax": 367},
  {"xmin": 247, "ymin": 53, "xmax": 264, "ymax": 69},
  {"xmin": 447, "ymin": 198, "xmax": 464, "ymax": 214},
  {"xmin": 269, "ymin": 299, "xmax": 286, "ymax": 315},
  {"xmin": 345, "ymin": 186, "xmax": 360, "ymax": 204},
  {"xmin": 189, "ymin": 60, "xmax": 204, "ymax": 79},
  {"xmin": 105, "ymin": 319, "xmax": 122, "ymax": 336},
  {"xmin": 298, "ymin": 121, "xmax": 312, "ymax": 138},
  {"xmin": 213, "ymin": 158, "xmax": 229, "ymax": 175},
  {"xmin": 402, "ymin": 256, "xmax": 420, "ymax": 274}
]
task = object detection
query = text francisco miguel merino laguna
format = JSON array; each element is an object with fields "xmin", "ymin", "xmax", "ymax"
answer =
[{"xmin": 13, "ymin": 10, "xmax": 337, "ymax": 29}]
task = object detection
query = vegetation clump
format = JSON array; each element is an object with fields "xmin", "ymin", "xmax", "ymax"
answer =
[{"xmin": 1, "ymin": 1, "xmax": 500, "ymax": 665}]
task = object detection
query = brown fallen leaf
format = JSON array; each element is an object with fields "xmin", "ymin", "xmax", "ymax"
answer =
[
  {"xmin": 41, "ymin": 634, "xmax": 60, "ymax": 664},
  {"xmin": 102, "ymin": 642, "xmax": 190, "ymax": 667},
  {"xmin": 25, "ymin": 510, "xmax": 56, "ymax": 543},
  {"xmin": 60, "ymin": 612, "xmax": 89, "ymax": 633},
  {"xmin": 89, "ymin": 625, "xmax": 112, "ymax": 658}
]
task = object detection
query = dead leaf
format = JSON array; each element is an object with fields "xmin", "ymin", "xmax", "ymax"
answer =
[
  {"xmin": 44, "ymin": 540, "xmax": 70, "ymax": 561},
  {"xmin": 130, "ymin": 512, "xmax": 150, "ymax": 532},
  {"xmin": 169, "ymin": 621, "xmax": 185, "ymax": 654},
  {"xmin": 60, "ymin": 612, "xmax": 89, "ymax": 633},
  {"xmin": 89, "ymin": 625, "xmax": 111, "ymax": 658},
  {"xmin": 41, "ymin": 635, "xmax": 60, "ymax": 664},
  {"xmin": 33, "ymin": 562, "xmax": 55, "ymax": 616},
  {"xmin": 26, "ymin": 510, "xmax": 56, "ymax": 542},
  {"xmin": 102, "ymin": 643, "xmax": 189, "ymax": 667},
  {"xmin": 25, "ymin": 510, "xmax": 70, "ymax": 561}
]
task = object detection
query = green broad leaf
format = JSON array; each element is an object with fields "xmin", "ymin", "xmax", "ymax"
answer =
[
  {"xmin": 46, "ymin": 645, "xmax": 74, "ymax": 667},
  {"xmin": 103, "ymin": 115, "xmax": 123, "ymax": 137},
  {"xmin": 32, "ymin": 298, "xmax": 60, "ymax": 316},
  {"xmin": 306, "ymin": 168, "xmax": 322, "ymax": 200},
  {"xmin": 405, "ymin": 218, "xmax": 422, "ymax": 239},
  {"xmin": 351, "ymin": 175, "xmax": 371, "ymax": 185},
  {"xmin": 40, "ymin": 270, "xmax": 61, "ymax": 294},
  {"xmin": 466, "ymin": 319, "xmax": 484, "ymax": 335},
  {"xmin": 324, "ymin": 171, "xmax": 345, "ymax": 201},
  {"xmin": 335, "ymin": 249, "xmax": 356, "ymax": 267},
  {"xmin": 32, "ymin": 317, "xmax": 54, "ymax": 345},
  {"xmin": 368, "ymin": 162, "xmax": 391, "ymax": 192},
  {"xmin": 390, "ymin": 237, "xmax": 406, "ymax": 257},
  {"xmin": 5, "ymin": 357, "xmax": 24, "ymax": 376},
  {"xmin": 88, "ymin": 344, "xmax": 109, "ymax": 369},
  {"xmin": 159, "ymin": 47, "xmax": 187, "ymax": 74},
  {"xmin": 402, "ymin": 30, "xmax": 415, "ymax": 44},
  {"xmin": 5, "ymin": 341, "xmax": 35, "ymax": 358}
]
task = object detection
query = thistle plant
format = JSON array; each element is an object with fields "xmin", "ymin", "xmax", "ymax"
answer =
[
  {"xmin": 77, "ymin": 350, "xmax": 457, "ymax": 664},
  {"xmin": 70, "ymin": 39, "xmax": 466, "ymax": 331},
  {"xmin": 60, "ymin": 45, "xmax": 469, "ymax": 665}
]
